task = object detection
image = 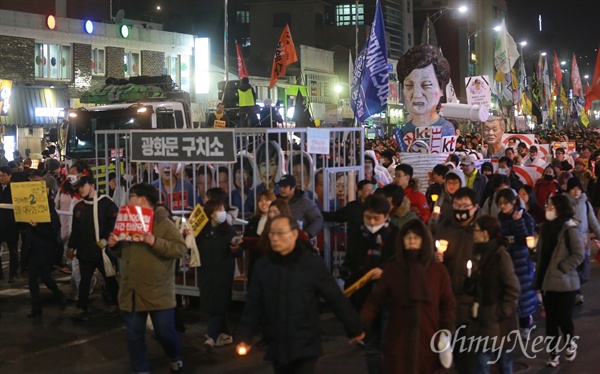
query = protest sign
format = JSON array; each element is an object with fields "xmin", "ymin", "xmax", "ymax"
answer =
[
  {"xmin": 11, "ymin": 181, "xmax": 50, "ymax": 223},
  {"xmin": 113, "ymin": 206, "xmax": 155, "ymax": 242},
  {"xmin": 188, "ymin": 204, "xmax": 210, "ymax": 237},
  {"xmin": 398, "ymin": 153, "xmax": 449, "ymax": 193}
]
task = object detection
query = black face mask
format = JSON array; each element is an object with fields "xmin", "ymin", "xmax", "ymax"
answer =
[
  {"xmin": 454, "ymin": 208, "xmax": 473, "ymax": 222},
  {"xmin": 544, "ymin": 175, "xmax": 554, "ymax": 181}
]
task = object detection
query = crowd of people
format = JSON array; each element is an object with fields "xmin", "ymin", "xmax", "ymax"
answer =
[{"xmin": 0, "ymin": 124, "xmax": 597, "ymax": 374}]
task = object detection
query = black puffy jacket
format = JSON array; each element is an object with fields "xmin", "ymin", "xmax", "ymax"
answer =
[{"xmin": 237, "ymin": 242, "xmax": 362, "ymax": 364}]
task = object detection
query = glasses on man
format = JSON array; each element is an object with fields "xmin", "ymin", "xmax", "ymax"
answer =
[{"xmin": 268, "ymin": 231, "xmax": 293, "ymax": 237}]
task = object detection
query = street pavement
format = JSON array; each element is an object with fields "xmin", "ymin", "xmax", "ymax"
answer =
[{"xmin": 0, "ymin": 249, "xmax": 599, "ymax": 374}]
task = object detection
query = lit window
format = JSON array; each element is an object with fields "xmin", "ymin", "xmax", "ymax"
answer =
[
  {"xmin": 124, "ymin": 51, "xmax": 140, "ymax": 77},
  {"xmin": 164, "ymin": 55, "xmax": 180, "ymax": 86},
  {"xmin": 236, "ymin": 11, "xmax": 249, "ymax": 24},
  {"xmin": 34, "ymin": 43, "xmax": 71, "ymax": 80},
  {"xmin": 91, "ymin": 47, "xmax": 105, "ymax": 75},
  {"xmin": 335, "ymin": 4, "xmax": 364, "ymax": 26}
]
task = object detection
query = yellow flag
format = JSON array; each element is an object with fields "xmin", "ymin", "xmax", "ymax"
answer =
[
  {"xmin": 581, "ymin": 113, "xmax": 590, "ymax": 127},
  {"xmin": 511, "ymin": 69, "xmax": 518, "ymax": 91},
  {"xmin": 495, "ymin": 70, "xmax": 505, "ymax": 83},
  {"xmin": 188, "ymin": 204, "xmax": 210, "ymax": 237}
]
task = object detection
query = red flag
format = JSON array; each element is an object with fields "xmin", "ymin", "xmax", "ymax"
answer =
[
  {"xmin": 236, "ymin": 42, "xmax": 249, "ymax": 79},
  {"xmin": 572, "ymin": 53, "xmax": 584, "ymax": 97},
  {"xmin": 553, "ymin": 52, "xmax": 562, "ymax": 95},
  {"xmin": 269, "ymin": 24, "xmax": 298, "ymax": 89},
  {"xmin": 584, "ymin": 45, "xmax": 600, "ymax": 112}
]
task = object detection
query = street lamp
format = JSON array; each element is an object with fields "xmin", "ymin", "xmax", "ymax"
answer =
[
  {"xmin": 425, "ymin": 5, "xmax": 468, "ymax": 44},
  {"xmin": 467, "ymin": 25, "xmax": 501, "ymax": 74}
]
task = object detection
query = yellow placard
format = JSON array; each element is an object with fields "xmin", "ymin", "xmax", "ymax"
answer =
[
  {"xmin": 187, "ymin": 204, "xmax": 209, "ymax": 237},
  {"xmin": 214, "ymin": 120, "xmax": 226, "ymax": 128},
  {"xmin": 10, "ymin": 181, "xmax": 51, "ymax": 223}
]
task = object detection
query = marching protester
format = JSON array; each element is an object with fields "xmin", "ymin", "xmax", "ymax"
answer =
[
  {"xmin": 68, "ymin": 175, "xmax": 120, "ymax": 321},
  {"xmin": 565, "ymin": 177, "xmax": 600, "ymax": 305},
  {"xmin": 430, "ymin": 187, "xmax": 479, "ymax": 373},
  {"xmin": 237, "ymin": 215, "xmax": 364, "ymax": 374},
  {"xmin": 533, "ymin": 195, "xmax": 584, "ymax": 368},
  {"xmin": 342, "ymin": 194, "xmax": 398, "ymax": 374},
  {"xmin": 360, "ymin": 218, "xmax": 456, "ymax": 374},
  {"xmin": 517, "ymin": 185, "xmax": 545, "ymax": 225},
  {"xmin": 534, "ymin": 166, "xmax": 559, "ymax": 207},
  {"xmin": 20, "ymin": 189, "xmax": 67, "ymax": 317},
  {"xmin": 393, "ymin": 164, "xmax": 431, "ymax": 223},
  {"xmin": 0, "ymin": 165, "xmax": 19, "ymax": 282},
  {"xmin": 196, "ymin": 198, "xmax": 240, "ymax": 351},
  {"xmin": 495, "ymin": 189, "xmax": 538, "ymax": 339},
  {"xmin": 466, "ymin": 215, "xmax": 520, "ymax": 374},
  {"xmin": 107, "ymin": 183, "xmax": 187, "ymax": 374}
]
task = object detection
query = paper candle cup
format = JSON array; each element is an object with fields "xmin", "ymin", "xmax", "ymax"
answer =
[
  {"xmin": 433, "ymin": 206, "xmax": 441, "ymax": 214},
  {"xmin": 526, "ymin": 236, "xmax": 535, "ymax": 249}
]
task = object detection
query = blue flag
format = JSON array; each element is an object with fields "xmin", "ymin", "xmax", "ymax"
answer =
[{"xmin": 351, "ymin": 0, "xmax": 388, "ymax": 123}]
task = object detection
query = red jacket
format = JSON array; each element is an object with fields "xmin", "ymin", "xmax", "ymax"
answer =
[
  {"xmin": 534, "ymin": 178, "xmax": 558, "ymax": 207},
  {"xmin": 405, "ymin": 186, "xmax": 431, "ymax": 223}
]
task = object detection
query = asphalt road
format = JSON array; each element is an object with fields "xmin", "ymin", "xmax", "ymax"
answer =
[{"xmin": 0, "ymin": 249, "xmax": 598, "ymax": 374}]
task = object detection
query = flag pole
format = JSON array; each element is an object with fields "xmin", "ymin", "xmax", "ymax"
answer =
[{"xmin": 224, "ymin": 0, "xmax": 229, "ymax": 81}]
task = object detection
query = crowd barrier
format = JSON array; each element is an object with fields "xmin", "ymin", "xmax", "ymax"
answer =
[{"xmin": 73, "ymin": 127, "xmax": 365, "ymax": 299}]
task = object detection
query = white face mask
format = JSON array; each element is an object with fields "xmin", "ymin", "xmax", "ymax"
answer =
[
  {"xmin": 497, "ymin": 168, "xmax": 507, "ymax": 175},
  {"xmin": 214, "ymin": 211, "xmax": 227, "ymax": 224},
  {"xmin": 365, "ymin": 223, "xmax": 385, "ymax": 234},
  {"xmin": 545, "ymin": 210, "xmax": 556, "ymax": 221}
]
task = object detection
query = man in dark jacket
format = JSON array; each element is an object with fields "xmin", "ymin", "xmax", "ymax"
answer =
[
  {"xmin": 68, "ymin": 175, "xmax": 119, "ymax": 321},
  {"xmin": 0, "ymin": 165, "xmax": 19, "ymax": 282},
  {"xmin": 277, "ymin": 174, "xmax": 324, "ymax": 238},
  {"xmin": 342, "ymin": 195, "xmax": 398, "ymax": 374},
  {"xmin": 322, "ymin": 179, "xmax": 374, "ymax": 233},
  {"xmin": 236, "ymin": 215, "xmax": 364, "ymax": 373},
  {"xmin": 430, "ymin": 187, "xmax": 480, "ymax": 374}
]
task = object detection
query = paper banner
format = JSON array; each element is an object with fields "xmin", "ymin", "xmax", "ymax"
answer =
[
  {"xmin": 188, "ymin": 204, "xmax": 210, "ymax": 237},
  {"xmin": 398, "ymin": 153, "xmax": 449, "ymax": 193},
  {"xmin": 11, "ymin": 181, "xmax": 50, "ymax": 223}
]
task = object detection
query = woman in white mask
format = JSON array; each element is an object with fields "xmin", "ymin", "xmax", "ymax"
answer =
[
  {"xmin": 195, "ymin": 199, "xmax": 241, "ymax": 352},
  {"xmin": 533, "ymin": 194, "xmax": 584, "ymax": 368}
]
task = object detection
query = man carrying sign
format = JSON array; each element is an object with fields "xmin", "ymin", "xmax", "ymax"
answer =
[{"xmin": 108, "ymin": 183, "xmax": 187, "ymax": 374}]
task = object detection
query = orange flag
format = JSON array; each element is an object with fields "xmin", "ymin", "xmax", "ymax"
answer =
[{"xmin": 269, "ymin": 24, "xmax": 298, "ymax": 88}]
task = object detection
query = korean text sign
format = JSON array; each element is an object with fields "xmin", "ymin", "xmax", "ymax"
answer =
[
  {"xmin": 11, "ymin": 181, "xmax": 50, "ymax": 222},
  {"xmin": 113, "ymin": 206, "xmax": 155, "ymax": 242},
  {"xmin": 130, "ymin": 130, "xmax": 236, "ymax": 163}
]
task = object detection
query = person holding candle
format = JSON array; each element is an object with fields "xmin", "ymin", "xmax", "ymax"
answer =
[
  {"xmin": 196, "ymin": 199, "xmax": 241, "ymax": 351},
  {"xmin": 533, "ymin": 195, "xmax": 584, "ymax": 367},
  {"xmin": 430, "ymin": 187, "xmax": 479, "ymax": 373},
  {"xmin": 465, "ymin": 215, "xmax": 520, "ymax": 374},
  {"xmin": 565, "ymin": 177, "xmax": 600, "ymax": 305},
  {"xmin": 495, "ymin": 189, "xmax": 537, "ymax": 339},
  {"xmin": 360, "ymin": 218, "xmax": 456, "ymax": 374},
  {"xmin": 236, "ymin": 215, "xmax": 364, "ymax": 373},
  {"xmin": 426, "ymin": 164, "xmax": 448, "ymax": 212},
  {"xmin": 430, "ymin": 169, "xmax": 466, "ymax": 224}
]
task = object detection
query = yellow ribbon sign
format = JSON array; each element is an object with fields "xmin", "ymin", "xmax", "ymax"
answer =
[
  {"xmin": 11, "ymin": 181, "xmax": 51, "ymax": 223},
  {"xmin": 187, "ymin": 204, "xmax": 209, "ymax": 237}
]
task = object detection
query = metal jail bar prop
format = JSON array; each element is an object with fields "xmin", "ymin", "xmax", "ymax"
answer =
[{"xmin": 82, "ymin": 127, "xmax": 365, "ymax": 300}]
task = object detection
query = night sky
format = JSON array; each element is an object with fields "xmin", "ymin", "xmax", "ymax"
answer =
[{"xmin": 506, "ymin": 0, "xmax": 600, "ymax": 75}]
